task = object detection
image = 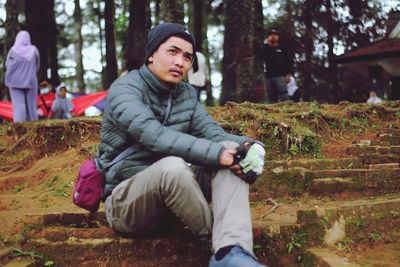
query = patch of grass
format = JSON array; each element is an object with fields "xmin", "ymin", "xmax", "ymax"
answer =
[
  {"xmin": 53, "ymin": 181, "xmax": 70, "ymax": 197},
  {"xmin": 12, "ymin": 248, "xmax": 43, "ymax": 260},
  {"xmin": 337, "ymin": 237, "xmax": 354, "ymax": 252},
  {"xmin": 346, "ymin": 217, "xmax": 366, "ymax": 233},
  {"xmin": 46, "ymin": 175, "xmax": 60, "ymax": 188},
  {"xmin": 253, "ymin": 244, "xmax": 262, "ymax": 253},
  {"xmin": 86, "ymin": 143, "xmax": 99, "ymax": 157},
  {"xmin": 44, "ymin": 260, "xmax": 55, "ymax": 266},
  {"xmin": 38, "ymin": 195, "xmax": 49, "ymax": 208},
  {"xmin": 368, "ymin": 232, "xmax": 382, "ymax": 241},
  {"xmin": 287, "ymin": 230, "xmax": 307, "ymax": 254},
  {"xmin": 12, "ymin": 183, "xmax": 27, "ymax": 193}
]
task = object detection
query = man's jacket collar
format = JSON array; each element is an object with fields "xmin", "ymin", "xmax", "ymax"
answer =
[{"xmin": 139, "ymin": 65, "xmax": 179, "ymax": 97}]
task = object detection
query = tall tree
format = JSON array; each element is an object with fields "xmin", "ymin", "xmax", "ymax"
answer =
[
  {"xmin": 220, "ymin": 0, "xmax": 263, "ymax": 104},
  {"xmin": 1, "ymin": 0, "xmax": 19, "ymax": 100},
  {"xmin": 188, "ymin": 0, "xmax": 215, "ymax": 105},
  {"xmin": 25, "ymin": 0, "xmax": 48, "ymax": 82},
  {"xmin": 160, "ymin": 0, "xmax": 184, "ymax": 24},
  {"xmin": 125, "ymin": 0, "xmax": 151, "ymax": 71},
  {"xmin": 190, "ymin": 0, "xmax": 204, "ymax": 51},
  {"xmin": 4, "ymin": 0, "xmax": 19, "ymax": 56},
  {"xmin": 47, "ymin": 0, "xmax": 60, "ymax": 86},
  {"xmin": 324, "ymin": 0, "xmax": 339, "ymax": 102},
  {"xmin": 73, "ymin": 0, "xmax": 85, "ymax": 92},
  {"xmin": 104, "ymin": 0, "xmax": 118, "ymax": 88},
  {"xmin": 252, "ymin": 0, "xmax": 264, "ymax": 102},
  {"xmin": 89, "ymin": 0, "xmax": 106, "ymax": 89},
  {"xmin": 297, "ymin": 0, "xmax": 318, "ymax": 101},
  {"xmin": 25, "ymin": 0, "xmax": 60, "ymax": 86}
]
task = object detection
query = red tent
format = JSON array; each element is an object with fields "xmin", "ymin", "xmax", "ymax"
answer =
[
  {"xmin": 0, "ymin": 101, "xmax": 13, "ymax": 121},
  {"xmin": 71, "ymin": 90, "xmax": 108, "ymax": 116},
  {"xmin": 0, "ymin": 90, "xmax": 108, "ymax": 122}
]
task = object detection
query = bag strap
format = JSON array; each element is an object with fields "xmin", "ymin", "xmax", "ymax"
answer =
[{"xmin": 108, "ymin": 146, "xmax": 135, "ymax": 167}]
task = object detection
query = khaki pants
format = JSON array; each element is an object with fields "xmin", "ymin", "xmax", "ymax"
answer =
[{"xmin": 105, "ymin": 141, "xmax": 254, "ymax": 255}]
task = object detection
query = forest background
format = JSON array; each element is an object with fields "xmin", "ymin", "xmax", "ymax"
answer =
[{"xmin": 0, "ymin": 0, "xmax": 399, "ymax": 106}]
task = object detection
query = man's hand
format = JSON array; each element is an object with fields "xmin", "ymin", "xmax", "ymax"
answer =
[
  {"xmin": 218, "ymin": 147, "xmax": 248, "ymax": 180},
  {"xmin": 218, "ymin": 149, "xmax": 236, "ymax": 166},
  {"xmin": 230, "ymin": 164, "xmax": 247, "ymax": 179}
]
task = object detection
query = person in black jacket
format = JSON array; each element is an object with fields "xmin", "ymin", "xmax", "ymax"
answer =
[
  {"xmin": 98, "ymin": 23, "xmax": 267, "ymax": 267},
  {"xmin": 262, "ymin": 29, "xmax": 293, "ymax": 103}
]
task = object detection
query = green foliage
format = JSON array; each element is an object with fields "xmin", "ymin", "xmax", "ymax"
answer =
[
  {"xmin": 12, "ymin": 183, "xmax": 27, "ymax": 193},
  {"xmin": 337, "ymin": 237, "xmax": 354, "ymax": 252},
  {"xmin": 346, "ymin": 217, "xmax": 366, "ymax": 231},
  {"xmin": 253, "ymin": 244, "xmax": 262, "ymax": 253},
  {"xmin": 368, "ymin": 232, "xmax": 382, "ymax": 241},
  {"xmin": 46, "ymin": 175, "xmax": 60, "ymax": 188},
  {"xmin": 41, "ymin": 175, "xmax": 71, "ymax": 198},
  {"xmin": 12, "ymin": 248, "xmax": 43, "ymax": 260},
  {"xmin": 45, "ymin": 260, "xmax": 55, "ymax": 266},
  {"xmin": 53, "ymin": 182, "xmax": 70, "ymax": 197},
  {"xmin": 115, "ymin": 11, "xmax": 129, "ymax": 33},
  {"xmin": 287, "ymin": 230, "xmax": 307, "ymax": 254}
]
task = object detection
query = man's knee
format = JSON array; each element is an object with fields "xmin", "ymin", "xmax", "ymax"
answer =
[{"xmin": 156, "ymin": 156, "xmax": 196, "ymax": 188}]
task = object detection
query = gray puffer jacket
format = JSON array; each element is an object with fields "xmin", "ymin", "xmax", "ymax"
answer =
[{"xmin": 97, "ymin": 65, "xmax": 251, "ymax": 197}]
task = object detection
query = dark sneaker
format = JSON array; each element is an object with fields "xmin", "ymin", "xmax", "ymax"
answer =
[{"xmin": 209, "ymin": 245, "xmax": 266, "ymax": 267}]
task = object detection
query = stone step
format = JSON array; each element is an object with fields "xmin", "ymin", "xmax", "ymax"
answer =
[
  {"xmin": 0, "ymin": 246, "xmax": 36, "ymax": 267},
  {"xmin": 372, "ymin": 134, "xmax": 400, "ymax": 146},
  {"xmin": 296, "ymin": 196, "xmax": 400, "ymax": 245},
  {"xmin": 380, "ymin": 128, "xmax": 400, "ymax": 136},
  {"xmin": 358, "ymin": 153, "xmax": 400, "ymax": 165},
  {"xmin": 265, "ymin": 157, "xmax": 363, "ymax": 172},
  {"xmin": 348, "ymin": 144, "xmax": 400, "ymax": 155},
  {"xmin": 309, "ymin": 177, "xmax": 364, "ymax": 195},
  {"xmin": 308, "ymin": 168, "xmax": 400, "ymax": 196},
  {"xmin": 3, "ymin": 258, "xmax": 36, "ymax": 267},
  {"xmin": 23, "ymin": 211, "xmax": 107, "ymax": 227},
  {"xmin": 307, "ymin": 167, "xmax": 399, "ymax": 180},
  {"xmin": 306, "ymin": 248, "xmax": 361, "ymax": 267},
  {"xmin": 21, "ymin": 196, "xmax": 400, "ymax": 266},
  {"xmin": 22, "ymin": 226, "xmax": 213, "ymax": 266},
  {"xmin": 369, "ymin": 162, "xmax": 400, "ymax": 169},
  {"xmin": 254, "ymin": 167, "xmax": 400, "ymax": 199}
]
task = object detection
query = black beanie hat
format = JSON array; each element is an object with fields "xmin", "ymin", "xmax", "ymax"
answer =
[{"xmin": 145, "ymin": 22, "xmax": 196, "ymax": 62}]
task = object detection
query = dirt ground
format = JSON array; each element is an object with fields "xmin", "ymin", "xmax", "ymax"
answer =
[
  {"xmin": 0, "ymin": 148, "xmax": 86, "ymax": 236},
  {"xmin": 0, "ymin": 101, "xmax": 399, "ymax": 265},
  {"xmin": 0, "ymin": 106, "xmax": 363, "ymax": 238}
]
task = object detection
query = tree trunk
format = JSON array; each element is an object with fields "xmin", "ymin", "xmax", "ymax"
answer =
[
  {"xmin": 47, "ymin": 0, "xmax": 60, "ymax": 85},
  {"xmin": 104, "ymin": 0, "xmax": 118, "ymax": 88},
  {"xmin": 301, "ymin": 0, "xmax": 314, "ymax": 101},
  {"xmin": 252, "ymin": 0, "xmax": 265, "ymax": 102},
  {"xmin": 125, "ymin": 0, "xmax": 151, "ymax": 71},
  {"xmin": 93, "ymin": 0, "xmax": 106, "ymax": 89},
  {"xmin": 25, "ymin": 0, "xmax": 48, "ymax": 83},
  {"xmin": 220, "ymin": 0, "xmax": 262, "ymax": 105},
  {"xmin": 191, "ymin": 0, "xmax": 204, "ymax": 51},
  {"xmin": 325, "ymin": 0, "xmax": 339, "ymax": 102},
  {"xmin": 160, "ymin": 0, "xmax": 184, "ymax": 24},
  {"xmin": 73, "ymin": 0, "xmax": 85, "ymax": 92},
  {"xmin": 2, "ymin": 0, "xmax": 19, "ymax": 100}
]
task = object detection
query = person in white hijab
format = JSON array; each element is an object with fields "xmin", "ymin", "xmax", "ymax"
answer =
[
  {"xmin": 48, "ymin": 83, "xmax": 74, "ymax": 119},
  {"xmin": 5, "ymin": 31, "xmax": 40, "ymax": 122}
]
